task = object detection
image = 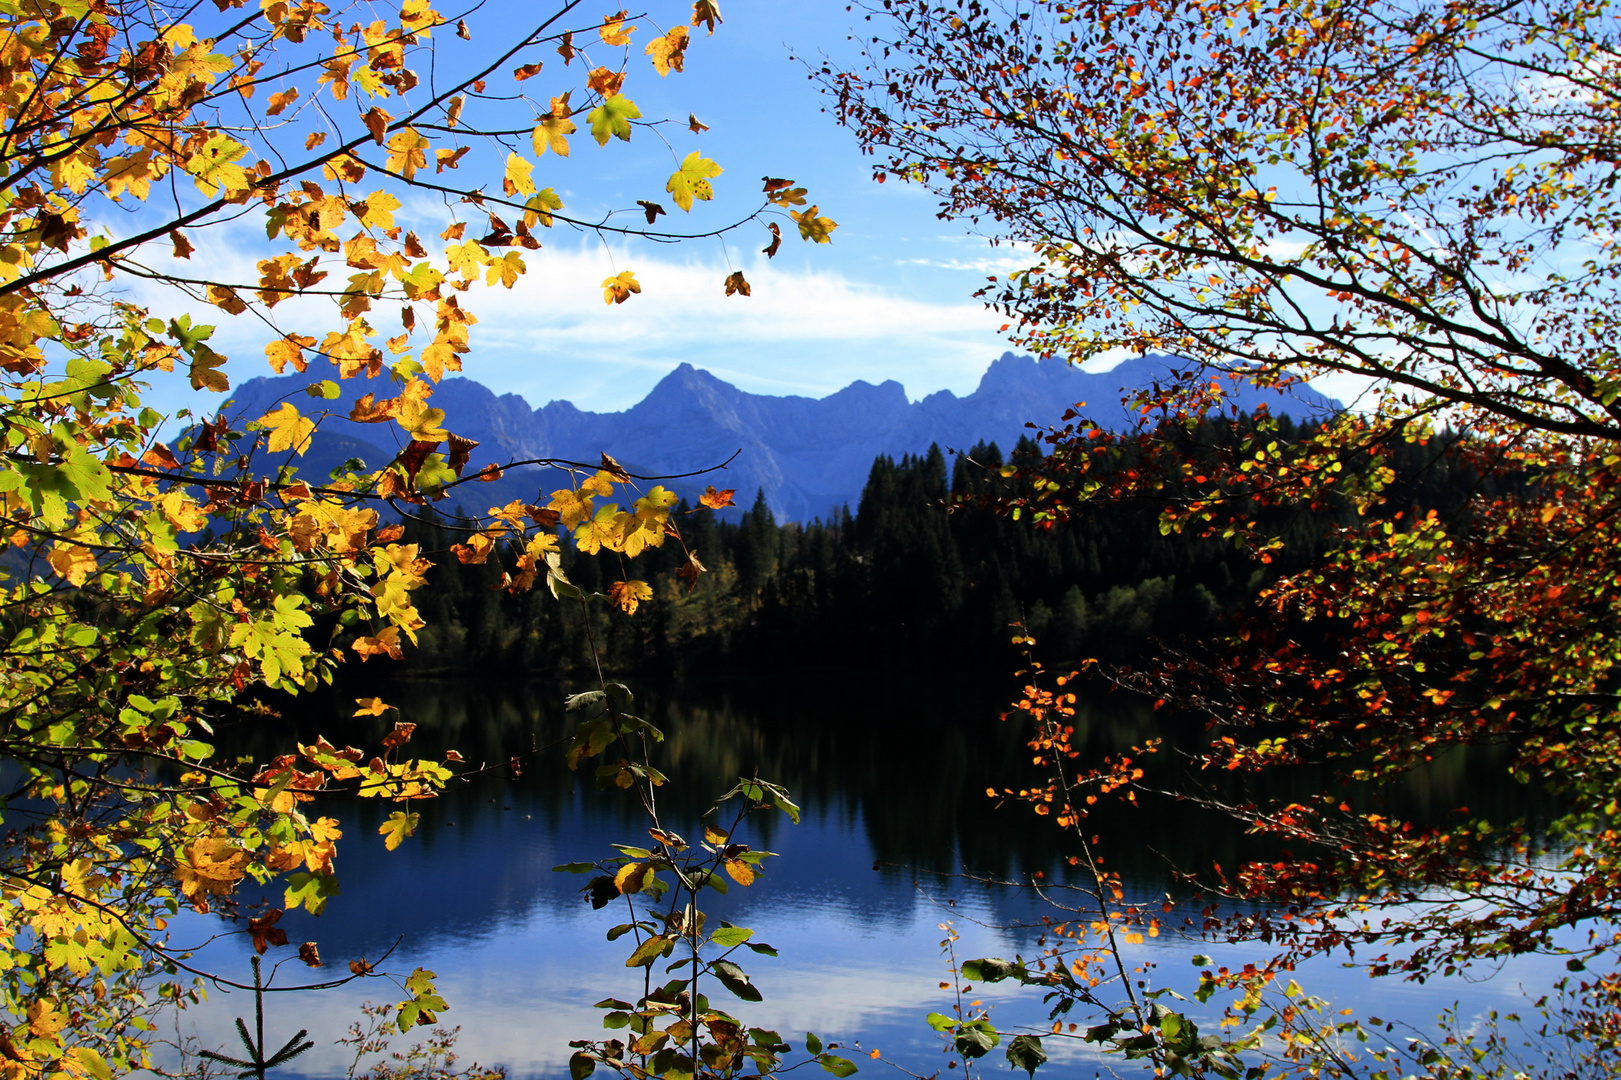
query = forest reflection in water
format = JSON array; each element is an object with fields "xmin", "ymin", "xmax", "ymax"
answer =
[{"xmin": 168, "ymin": 674, "xmax": 1565, "ymax": 1079}]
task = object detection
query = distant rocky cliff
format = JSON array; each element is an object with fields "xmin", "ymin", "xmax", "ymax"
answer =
[{"xmin": 223, "ymin": 353, "xmax": 1339, "ymax": 522}]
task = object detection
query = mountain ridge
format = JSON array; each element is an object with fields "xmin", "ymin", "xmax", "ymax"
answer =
[{"xmin": 224, "ymin": 353, "xmax": 1340, "ymax": 521}]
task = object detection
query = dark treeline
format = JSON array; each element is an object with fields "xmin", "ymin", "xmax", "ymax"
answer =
[{"xmin": 388, "ymin": 415, "xmax": 1493, "ymax": 679}]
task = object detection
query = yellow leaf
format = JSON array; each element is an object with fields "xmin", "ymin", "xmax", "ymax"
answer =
[
  {"xmin": 353, "ymin": 697, "xmax": 390, "ymax": 716},
  {"xmin": 176, "ymin": 836, "xmax": 250, "ymax": 904},
  {"xmin": 384, "ymin": 128, "xmax": 430, "ymax": 180},
  {"xmin": 602, "ymin": 270, "xmax": 641, "ymax": 304},
  {"xmin": 615, "ymin": 860, "xmax": 652, "ymax": 893},
  {"xmin": 574, "ymin": 503, "xmax": 621, "ymax": 554},
  {"xmin": 353, "ymin": 628, "xmax": 404, "ymax": 660},
  {"xmin": 47, "ymin": 543, "xmax": 97, "ymax": 586},
  {"xmin": 157, "ymin": 490, "xmax": 209, "ymax": 533},
  {"xmin": 666, "ymin": 150, "xmax": 722, "ymax": 212},
  {"xmin": 599, "ymin": 11, "xmax": 636, "ymax": 45},
  {"xmin": 266, "ymin": 335, "xmax": 316, "ymax": 373},
  {"xmin": 692, "ymin": 0, "xmax": 722, "ymax": 33},
  {"xmin": 359, "ymin": 191, "xmax": 401, "ymax": 231},
  {"xmin": 486, "ymin": 250, "xmax": 526, "ymax": 288},
  {"xmin": 646, "ymin": 26, "xmax": 689, "ymax": 76},
  {"xmin": 379, "ymin": 811, "xmax": 419, "ymax": 851},
  {"xmin": 395, "ymin": 378, "xmax": 449, "ymax": 440},
  {"xmin": 723, "ymin": 857, "xmax": 754, "ymax": 886},
  {"xmin": 503, "ymin": 152, "xmax": 536, "ymax": 196},
  {"xmin": 258, "ymin": 402, "xmax": 316, "ymax": 455},
  {"xmin": 791, "ymin": 205, "xmax": 838, "ymax": 243},
  {"xmin": 533, "ymin": 115, "xmax": 576, "ymax": 157},
  {"xmin": 608, "ymin": 579, "xmax": 653, "ymax": 614}
]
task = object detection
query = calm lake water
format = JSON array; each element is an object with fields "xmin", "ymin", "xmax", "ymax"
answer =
[{"xmin": 163, "ymin": 676, "xmax": 1573, "ymax": 1079}]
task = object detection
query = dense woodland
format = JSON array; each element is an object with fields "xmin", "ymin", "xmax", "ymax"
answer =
[{"xmin": 385, "ymin": 415, "xmax": 1495, "ymax": 680}]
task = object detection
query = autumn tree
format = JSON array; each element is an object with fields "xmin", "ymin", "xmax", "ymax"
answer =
[
  {"xmin": 0, "ymin": 0, "xmax": 837, "ymax": 1073},
  {"xmin": 832, "ymin": 0, "xmax": 1621, "ymax": 1074}
]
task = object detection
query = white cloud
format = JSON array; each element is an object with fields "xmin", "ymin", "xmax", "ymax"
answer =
[
  {"xmin": 461, "ymin": 242, "xmax": 1015, "ymax": 409},
  {"xmin": 108, "ymin": 221, "xmax": 1018, "ymax": 418}
]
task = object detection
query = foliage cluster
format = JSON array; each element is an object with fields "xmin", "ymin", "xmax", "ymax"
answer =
[
  {"xmin": 0, "ymin": 0, "xmax": 837, "ymax": 1072},
  {"xmin": 832, "ymin": 0, "xmax": 1621, "ymax": 1074}
]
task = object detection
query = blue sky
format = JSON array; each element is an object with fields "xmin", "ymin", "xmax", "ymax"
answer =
[
  {"xmin": 424, "ymin": 0, "xmax": 1028, "ymax": 412},
  {"xmin": 123, "ymin": 1, "xmax": 1028, "ymax": 418}
]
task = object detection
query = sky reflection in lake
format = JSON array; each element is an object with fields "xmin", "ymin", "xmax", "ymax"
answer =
[{"xmin": 163, "ymin": 677, "xmax": 1572, "ymax": 1079}]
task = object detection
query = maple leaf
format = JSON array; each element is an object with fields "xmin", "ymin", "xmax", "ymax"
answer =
[
  {"xmin": 157, "ymin": 490, "xmax": 209, "ymax": 533},
  {"xmin": 248, "ymin": 909, "xmax": 289, "ymax": 955},
  {"xmin": 599, "ymin": 11, "xmax": 635, "ymax": 45},
  {"xmin": 676, "ymin": 550, "xmax": 706, "ymax": 592},
  {"xmin": 608, "ymin": 579, "xmax": 654, "ymax": 615},
  {"xmin": 349, "ymin": 393, "xmax": 397, "ymax": 423},
  {"xmin": 692, "ymin": 0, "xmax": 722, "ymax": 33},
  {"xmin": 602, "ymin": 270, "xmax": 641, "ymax": 304},
  {"xmin": 380, "ymin": 810, "xmax": 419, "ymax": 851},
  {"xmin": 701, "ymin": 486, "xmax": 736, "ymax": 508},
  {"xmin": 47, "ymin": 543, "xmax": 97, "ymax": 586},
  {"xmin": 646, "ymin": 26, "xmax": 689, "ymax": 76},
  {"xmin": 791, "ymin": 205, "xmax": 838, "ymax": 243},
  {"xmin": 724, "ymin": 270, "xmax": 750, "ymax": 297},
  {"xmin": 587, "ymin": 66, "xmax": 626, "ymax": 97},
  {"xmin": 588, "ymin": 95, "xmax": 641, "ymax": 144},
  {"xmin": 533, "ymin": 111, "xmax": 576, "ymax": 157},
  {"xmin": 363, "ymin": 105, "xmax": 390, "ymax": 144},
  {"xmin": 486, "ymin": 250, "xmax": 526, "ymax": 288},
  {"xmin": 353, "ymin": 697, "xmax": 390, "ymax": 716},
  {"xmin": 762, "ymin": 221, "xmax": 782, "ymax": 257},
  {"xmin": 503, "ymin": 154, "xmax": 536, "ymax": 196},
  {"xmin": 549, "ymin": 487, "xmax": 595, "ymax": 529},
  {"xmin": 638, "ymin": 200, "xmax": 666, "ymax": 223},
  {"xmin": 257, "ymin": 402, "xmax": 316, "ymax": 455},
  {"xmin": 176, "ymin": 836, "xmax": 249, "ymax": 907},
  {"xmin": 353, "ymin": 628, "xmax": 404, "ymax": 660},
  {"xmin": 299, "ymin": 942, "xmax": 323, "ymax": 967},
  {"xmin": 187, "ymin": 134, "xmax": 251, "ymax": 197},
  {"xmin": 384, "ymin": 128, "xmax": 430, "ymax": 179},
  {"xmin": 666, "ymin": 151, "xmax": 722, "ymax": 211},
  {"xmin": 265, "ymin": 86, "xmax": 299, "ymax": 116},
  {"xmin": 573, "ymin": 504, "xmax": 621, "ymax": 554}
]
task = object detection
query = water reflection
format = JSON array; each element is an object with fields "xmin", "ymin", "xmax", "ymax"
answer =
[{"xmin": 168, "ymin": 675, "xmax": 1561, "ymax": 1079}]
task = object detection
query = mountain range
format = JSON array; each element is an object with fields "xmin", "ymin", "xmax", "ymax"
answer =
[{"xmin": 223, "ymin": 352, "xmax": 1340, "ymax": 522}]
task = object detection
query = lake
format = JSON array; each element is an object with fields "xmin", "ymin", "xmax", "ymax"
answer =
[{"xmin": 163, "ymin": 675, "xmax": 1572, "ymax": 1079}]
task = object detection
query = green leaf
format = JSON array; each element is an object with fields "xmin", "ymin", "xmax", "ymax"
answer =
[
  {"xmin": 1007, "ymin": 1034, "xmax": 1047, "ymax": 1077},
  {"xmin": 553, "ymin": 861, "xmax": 598, "ymax": 874},
  {"xmin": 710, "ymin": 925, "xmax": 753, "ymax": 947},
  {"xmin": 955, "ymin": 1019, "xmax": 999, "ymax": 1059},
  {"xmin": 818, "ymin": 1054, "xmax": 858, "ymax": 1077},
  {"xmin": 925, "ymin": 1012, "xmax": 957, "ymax": 1032},
  {"xmin": 569, "ymin": 1052, "xmax": 596, "ymax": 1080},
  {"xmin": 284, "ymin": 871, "xmax": 339, "ymax": 915},
  {"xmin": 961, "ymin": 958, "xmax": 1015, "ymax": 982},
  {"xmin": 805, "ymin": 1032, "xmax": 823, "ymax": 1056},
  {"xmin": 711, "ymin": 958, "xmax": 763, "ymax": 1002},
  {"xmin": 588, "ymin": 95, "xmax": 641, "ymax": 144}
]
